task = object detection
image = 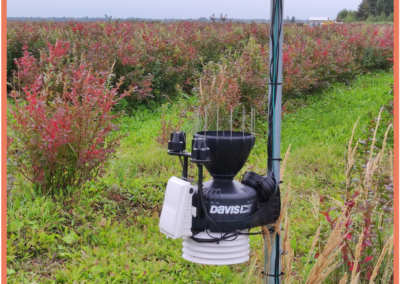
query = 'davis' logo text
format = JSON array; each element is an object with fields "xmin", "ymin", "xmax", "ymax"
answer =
[{"xmin": 210, "ymin": 205, "xmax": 252, "ymax": 214}]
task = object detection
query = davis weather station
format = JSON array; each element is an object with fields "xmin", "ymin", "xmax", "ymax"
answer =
[{"xmin": 159, "ymin": 0, "xmax": 285, "ymax": 283}]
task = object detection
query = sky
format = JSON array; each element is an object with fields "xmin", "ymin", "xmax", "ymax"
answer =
[{"xmin": 8, "ymin": 0, "xmax": 361, "ymax": 20}]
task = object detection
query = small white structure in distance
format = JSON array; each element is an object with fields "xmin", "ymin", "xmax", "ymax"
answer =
[{"xmin": 309, "ymin": 17, "xmax": 329, "ymax": 26}]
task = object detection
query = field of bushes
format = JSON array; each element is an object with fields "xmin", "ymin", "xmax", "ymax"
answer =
[{"xmin": 7, "ymin": 21, "xmax": 394, "ymax": 283}]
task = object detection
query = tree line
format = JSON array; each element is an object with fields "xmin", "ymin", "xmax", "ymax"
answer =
[{"xmin": 337, "ymin": 0, "xmax": 394, "ymax": 23}]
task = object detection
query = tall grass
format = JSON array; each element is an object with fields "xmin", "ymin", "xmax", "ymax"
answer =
[{"xmin": 247, "ymin": 108, "xmax": 394, "ymax": 283}]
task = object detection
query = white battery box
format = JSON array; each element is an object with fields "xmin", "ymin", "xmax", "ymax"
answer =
[{"xmin": 159, "ymin": 177, "xmax": 194, "ymax": 239}]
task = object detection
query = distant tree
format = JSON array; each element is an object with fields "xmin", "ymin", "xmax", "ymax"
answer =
[
  {"xmin": 344, "ymin": 10, "xmax": 358, "ymax": 23},
  {"xmin": 356, "ymin": 0, "xmax": 393, "ymax": 21},
  {"xmin": 220, "ymin": 13, "xmax": 227, "ymax": 22},
  {"xmin": 367, "ymin": 0, "xmax": 378, "ymax": 14},
  {"xmin": 338, "ymin": 0, "xmax": 393, "ymax": 22},
  {"xmin": 210, "ymin": 13, "xmax": 216, "ymax": 23},
  {"xmin": 384, "ymin": 0, "xmax": 394, "ymax": 15},
  {"xmin": 105, "ymin": 14, "xmax": 113, "ymax": 22},
  {"xmin": 378, "ymin": 11, "xmax": 388, "ymax": 21},
  {"xmin": 375, "ymin": 0, "xmax": 394, "ymax": 16},
  {"xmin": 366, "ymin": 14, "xmax": 376, "ymax": 22},
  {"xmin": 375, "ymin": 0, "xmax": 386, "ymax": 15},
  {"xmin": 387, "ymin": 12, "xmax": 394, "ymax": 22},
  {"xmin": 337, "ymin": 9, "xmax": 349, "ymax": 20},
  {"xmin": 357, "ymin": 0, "xmax": 373, "ymax": 20},
  {"xmin": 291, "ymin": 16, "xmax": 296, "ymax": 23}
]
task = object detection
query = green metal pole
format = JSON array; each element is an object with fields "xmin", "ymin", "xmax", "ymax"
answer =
[{"xmin": 265, "ymin": 0, "xmax": 283, "ymax": 283}]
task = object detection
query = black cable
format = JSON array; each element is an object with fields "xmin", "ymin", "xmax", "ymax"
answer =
[
  {"xmin": 275, "ymin": 234, "xmax": 280, "ymax": 283},
  {"xmin": 186, "ymin": 167, "xmax": 268, "ymax": 244},
  {"xmin": 241, "ymin": 171, "xmax": 276, "ymax": 203},
  {"xmin": 181, "ymin": 173, "xmax": 228, "ymax": 243},
  {"xmin": 261, "ymin": 271, "xmax": 285, "ymax": 277},
  {"xmin": 196, "ymin": 165, "xmax": 224, "ymax": 241},
  {"xmin": 180, "ymin": 175, "xmax": 223, "ymax": 242},
  {"xmin": 178, "ymin": 156, "xmax": 184, "ymax": 168},
  {"xmin": 191, "ymin": 230, "xmax": 265, "ymax": 243},
  {"xmin": 190, "ymin": 168, "xmax": 276, "ymax": 244}
]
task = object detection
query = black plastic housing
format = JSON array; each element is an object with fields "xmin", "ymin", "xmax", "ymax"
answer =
[
  {"xmin": 192, "ymin": 186, "xmax": 281, "ymax": 231},
  {"xmin": 168, "ymin": 132, "xmax": 186, "ymax": 153},
  {"xmin": 201, "ymin": 179, "xmax": 257, "ymax": 220},
  {"xmin": 166, "ymin": 130, "xmax": 281, "ymax": 231},
  {"xmin": 191, "ymin": 137, "xmax": 210, "ymax": 162},
  {"xmin": 190, "ymin": 131, "xmax": 280, "ymax": 230},
  {"xmin": 193, "ymin": 131, "xmax": 255, "ymax": 179}
]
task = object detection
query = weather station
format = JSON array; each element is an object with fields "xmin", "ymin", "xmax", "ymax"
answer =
[{"xmin": 159, "ymin": 0, "xmax": 285, "ymax": 283}]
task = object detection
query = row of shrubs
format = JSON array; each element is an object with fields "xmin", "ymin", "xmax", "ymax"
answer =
[
  {"xmin": 8, "ymin": 22, "xmax": 393, "ymax": 105},
  {"xmin": 7, "ymin": 21, "xmax": 393, "ymax": 193}
]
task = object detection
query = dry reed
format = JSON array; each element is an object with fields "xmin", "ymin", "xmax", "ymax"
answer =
[
  {"xmin": 282, "ymin": 213, "xmax": 294, "ymax": 284},
  {"xmin": 381, "ymin": 239, "xmax": 394, "ymax": 284},
  {"xmin": 364, "ymin": 123, "xmax": 393, "ymax": 202},
  {"xmin": 280, "ymin": 144, "xmax": 291, "ymax": 182},
  {"xmin": 389, "ymin": 149, "xmax": 393, "ymax": 181},
  {"xmin": 282, "ymin": 213, "xmax": 290, "ymax": 256},
  {"xmin": 369, "ymin": 234, "xmax": 394, "ymax": 284},
  {"xmin": 306, "ymin": 226, "xmax": 321, "ymax": 264},
  {"xmin": 245, "ymin": 253, "xmax": 259, "ymax": 284},
  {"xmin": 275, "ymin": 182, "xmax": 291, "ymax": 233},
  {"xmin": 305, "ymin": 208, "xmax": 349, "ymax": 284},
  {"xmin": 271, "ymin": 112, "xmax": 392, "ymax": 284},
  {"xmin": 368, "ymin": 108, "xmax": 382, "ymax": 162},
  {"xmin": 284, "ymin": 245, "xmax": 294, "ymax": 284},
  {"xmin": 351, "ymin": 232, "xmax": 364, "ymax": 282},
  {"xmin": 339, "ymin": 273, "xmax": 348, "ymax": 284},
  {"xmin": 350, "ymin": 272, "xmax": 360, "ymax": 284},
  {"xmin": 346, "ymin": 117, "xmax": 360, "ymax": 188},
  {"xmin": 348, "ymin": 117, "xmax": 360, "ymax": 159}
]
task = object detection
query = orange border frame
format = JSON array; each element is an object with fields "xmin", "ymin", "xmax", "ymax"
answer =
[
  {"xmin": 395, "ymin": 0, "xmax": 399, "ymax": 283},
  {"xmin": 0, "ymin": 1, "xmax": 398, "ymax": 284},
  {"xmin": 2, "ymin": 0, "xmax": 6, "ymax": 282}
]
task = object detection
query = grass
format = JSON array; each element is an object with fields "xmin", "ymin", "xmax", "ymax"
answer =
[{"xmin": 7, "ymin": 70, "xmax": 394, "ymax": 283}]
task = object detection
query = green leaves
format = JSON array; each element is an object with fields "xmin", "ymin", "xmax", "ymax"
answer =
[
  {"xmin": 7, "ymin": 268, "xmax": 16, "ymax": 276},
  {"xmin": 62, "ymin": 232, "xmax": 79, "ymax": 245}
]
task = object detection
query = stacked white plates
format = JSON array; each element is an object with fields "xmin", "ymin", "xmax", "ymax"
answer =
[{"xmin": 182, "ymin": 230, "xmax": 250, "ymax": 265}]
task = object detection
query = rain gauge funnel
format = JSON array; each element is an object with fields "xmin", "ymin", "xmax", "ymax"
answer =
[{"xmin": 193, "ymin": 131, "xmax": 255, "ymax": 179}]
